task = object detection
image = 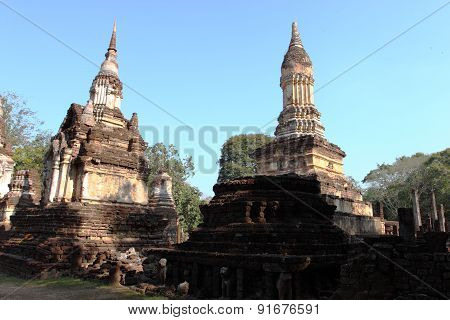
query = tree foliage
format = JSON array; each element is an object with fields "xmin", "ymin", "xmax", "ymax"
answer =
[
  {"xmin": 363, "ymin": 150, "xmax": 449, "ymax": 220},
  {"xmin": 0, "ymin": 92, "xmax": 47, "ymax": 149},
  {"xmin": 1, "ymin": 92, "xmax": 51, "ymax": 178},
  {"xmin": 217, "ymin": 134, "xmax": 273, "ymax": 182},
  {"xmin": 13, "ymin": 132, "xmax": 52, "ymax": 173},
  {"xmin": 145, "ymin": 143, "xmax": 203, "ymax": 232}
]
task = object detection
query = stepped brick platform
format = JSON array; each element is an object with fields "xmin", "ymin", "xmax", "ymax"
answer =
[
  {"xmin": 146, "ymin": 174, "xmax": 449, "ymax": 299},
  {"xmin": 147, "ymin": 175, "xmax": 353, "ymax": 299},
  {"xmin": 0, "ymin": 202, "xmax": 176, "ymax": 277}
]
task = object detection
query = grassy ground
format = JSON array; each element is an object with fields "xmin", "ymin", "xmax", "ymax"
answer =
[{"xmin": 0, "ymin": 273, "xmax": 165, "ymax": 300}]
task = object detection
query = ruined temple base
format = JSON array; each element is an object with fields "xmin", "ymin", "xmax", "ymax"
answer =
[
  {"xmin": 143, "ymin": 175, "xmax": 450, "ymax": 299},
  {"xmin": 0, "ymin": 202, "xmax": 177, "ymax": 279},
  {"xmin": 145, "ymin": 175, "xmax": 353, "ymax": 299}
]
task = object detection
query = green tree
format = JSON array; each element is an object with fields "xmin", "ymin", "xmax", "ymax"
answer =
[
  {"xmin": 13, "ymin": 132, "xmax": 52, "ymax": 173},
  {"xmin": 1, "ymin": 92, "xmax": 51, "ymax": 180},
  {"xmin": 0, "ymin": 92, "xmax": 47, "ymax": 149},
  {"xmin": 217, "ymin": 134, "xmax": 273, "ymax": 182},
  {"xmin": 407, "ymin": 148, "xmax": 450, "ymax": 218},
  {"xmin": 363, "ymin": 150, "xmax": 449, "ymax": 220},
  {"xmin": 173, "ymin": 182, "xmax": 203, "ymax": 232},
  {"xmin": 145, "ymin": 143, "xmax": 203, "ymax": 232}
]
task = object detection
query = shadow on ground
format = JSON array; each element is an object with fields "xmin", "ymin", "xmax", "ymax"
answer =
[{"xmin": 0, "ymin": 273, "xmax": 165, "ymax": 300}]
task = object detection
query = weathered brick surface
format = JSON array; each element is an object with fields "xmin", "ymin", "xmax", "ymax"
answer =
[
  {"xmin": 0, "ymin": 202, "xmax": 176, "ymax": 278},
  {"xmin": 147, "ymin": 175, "xmax": 352, "ymax": 299},
  {"xmin": 333, "ymin": 235, "xmax": 450, "ymax": 299}
]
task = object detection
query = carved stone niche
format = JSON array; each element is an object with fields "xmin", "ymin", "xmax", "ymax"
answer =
[
  {"xmin": 266, "ymin": 201, "xmax": 280, "ymax": 221},
  {"xmin": 256, "ymin": 201, "xmax": 267, "ymax": 223}
]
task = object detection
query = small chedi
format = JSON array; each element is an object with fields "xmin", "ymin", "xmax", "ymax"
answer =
[
  {"xmin": 149, "ymin": 171, "xmax": 179, "ymax": 243},
  {"xmin": 0, "ymin": 170, "xmax": 40, "ymax": 231},
  {"xmin": 0, "ymin": 100, "xmax": 14, "ymax": 198},
  {"xmin": 0, "ymin": 22, "xmax": 177, "ymax": 277},
  {"xmin": 254, "ymin": 22, "xmax": 383, "ymax": 235}
]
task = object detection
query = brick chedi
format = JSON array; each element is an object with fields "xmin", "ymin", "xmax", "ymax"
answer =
[
  {"xmin": 149, "ymin": 171, "xmax": 179, "ymax": 244},
  {"xmin": 0, "ymin": 22, "xmax": 177, "ymax": 277},
  {"xmin": 41, "ymin": 21, "xmax": 148, "ymax": 205},
  {"xmin": 254, "ymin": 23, "xmax": 375, "ymax": 227},
  {"xmin": 0, "ymin": 170, "xmax": 40, "ymax": 231},
  {"xmin": 0, "ymin": 99, "xmax": 14, "ymax": 198}
]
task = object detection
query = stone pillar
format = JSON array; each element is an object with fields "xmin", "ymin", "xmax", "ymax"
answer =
[
  {"xmin": 48, "ymin": 157, "xmax": 60, "ymax": 202},
  {"xmin": 438, "ymin": 204, "xmax": 446, "ymax": 232},
  {"xmin": 411, "ymin": 189, "xmax": 422, "ymax": 232},
  {"xmin": 80, "ymin": 171, "xmax": 90, "ymax": 201},
  {"xmin": 398, "ymin": 208, "xmax": 415, "ymax": 241},
  {"xmin": 56, "ymin": 148, "xmax": 72, "ymax": 201},
  {"xmin": 431, "ymin": 189, "xmax": 439, "ymax": 231}
]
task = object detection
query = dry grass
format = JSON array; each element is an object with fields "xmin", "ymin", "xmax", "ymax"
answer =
[{"xmin": 0, "ymin": 273, "xmax": 166, "ymax": 300}]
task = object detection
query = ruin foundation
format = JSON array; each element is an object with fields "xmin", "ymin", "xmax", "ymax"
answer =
[{"xmin": 146, "ymin": 175, "xmax": 449, "ymax": 299}]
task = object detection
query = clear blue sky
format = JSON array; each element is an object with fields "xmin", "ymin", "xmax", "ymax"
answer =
[{"xmin": 1, "ymin": 0, "xmax": 449, "ymax": 196}]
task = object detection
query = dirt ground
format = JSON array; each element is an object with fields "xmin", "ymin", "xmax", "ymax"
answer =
[{"xmin": 0, "ymin": 273, "xmax": 161, "ymax": 300}]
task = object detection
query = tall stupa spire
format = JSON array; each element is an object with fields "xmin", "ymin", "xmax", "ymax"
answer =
[
  {"xmin": 89, "ymin": 20, "xmax": 124, "ymax": 127},
  {"xmin": 275, "ymin": 22, "xmax": 324, "ymax": 138},
  {"xmin": 99, "ymin": 20, "xmax": 119, "ymax": 76},
  {"xmin": 108, "ymin": 19, "xmax": 117, "ymax": 52},
  {"xmin": 289, "ymin": 21, "xmax": 303, "ymax": 48}
]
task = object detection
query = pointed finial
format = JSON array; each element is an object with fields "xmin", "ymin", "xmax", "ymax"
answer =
[
  {"xmin": 108, "ymin": 19, "xmax": 117, "ymax": 52},
  {"xmin": 290, "ymin": 21, "xmax": 303, "ymax": 48}
]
